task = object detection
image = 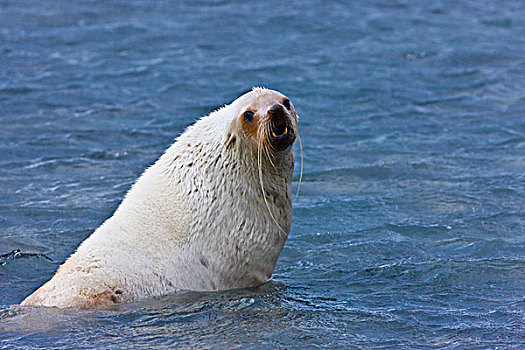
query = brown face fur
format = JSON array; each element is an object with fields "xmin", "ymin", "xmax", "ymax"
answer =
[{"xmin": 235, "ymin": 89, "xmax": 298, "ymax": 153}]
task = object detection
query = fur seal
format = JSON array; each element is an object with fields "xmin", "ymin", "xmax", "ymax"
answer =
[{"xmin": 21, "ymin": 87, "xmax": 299, "ymax": 309}]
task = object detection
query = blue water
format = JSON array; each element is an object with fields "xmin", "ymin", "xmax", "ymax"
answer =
[{"xmin": 1, "ymin": 0, "xmax": 524, "ymax": 348}]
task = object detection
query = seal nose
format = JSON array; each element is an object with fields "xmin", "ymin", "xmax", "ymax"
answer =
[{"xmin": 269, "ymin": 104, "xmax": 286, "ymax": 119}]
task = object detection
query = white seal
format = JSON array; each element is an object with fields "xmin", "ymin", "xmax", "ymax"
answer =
[{"xmin": 21, "ymin": 87, "xmax": 299, "ymax": 308}]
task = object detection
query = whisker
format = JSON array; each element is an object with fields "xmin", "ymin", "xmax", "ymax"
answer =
[
  {"xmin": 257, "ymin": 138, "xmax": 287, "ymax": 238},
  {"xmin": 294, "ymin": 132, "xmax": 303, "ymax": 200},
  {"xmin": 262, "ymin": 124, "xmax": 276, "ymax": 170},
  {"xmin": 264, "ymin": 145, "xmax": 276, "ymax": 170}
]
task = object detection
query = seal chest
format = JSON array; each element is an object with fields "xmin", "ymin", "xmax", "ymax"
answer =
[{"xmin": 21, "ymin": 87, "xmax": 299, "ymax": 309}]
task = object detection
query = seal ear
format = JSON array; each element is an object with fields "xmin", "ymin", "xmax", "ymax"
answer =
[
  {"xmin": 225, "ymin": 132, "xmax": 237, "ymax": 148},
  {"xmin": 225, "ymin": 118, "xmax": 238, "ymax": 148}
]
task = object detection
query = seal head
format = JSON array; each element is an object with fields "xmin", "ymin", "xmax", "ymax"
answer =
[{"xmin": 227, "ymin": 87, "xmax": 298, "ymax": 156}]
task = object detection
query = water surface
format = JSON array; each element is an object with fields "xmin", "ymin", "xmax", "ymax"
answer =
[{"xmin": 1, "ymin": 0, "xmax": 524, "ymax": 349}]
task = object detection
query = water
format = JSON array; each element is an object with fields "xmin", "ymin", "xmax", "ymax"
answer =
[{"xmin": 1, "ymin": 0, "xmax": 524, "ymax": 348}]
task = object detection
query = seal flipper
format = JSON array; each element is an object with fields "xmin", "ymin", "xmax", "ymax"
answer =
[{"xmin": 21, "ymin": 280, "xmax": 123, "ymax": 309}]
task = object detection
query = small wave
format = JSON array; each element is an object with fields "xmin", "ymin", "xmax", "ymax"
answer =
[
  {"xmin": 0, "ymin": 249, "xmax": 53, "ymax": 267},
  {"xmin": 302, "ymin": 166, "xmax": 394, "ymax": 181},
  {"xmin": 0, "ymin": 85, "xmax": 37, "ymax": 95},
  {"xmin": 103, "ymin": 65, "xmax": 150, "ymax": 78}
]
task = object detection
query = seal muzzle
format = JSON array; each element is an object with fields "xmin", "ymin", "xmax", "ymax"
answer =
[{"xmin": 268, "ymin": 103, "xmax": 296, "ymax": 152}]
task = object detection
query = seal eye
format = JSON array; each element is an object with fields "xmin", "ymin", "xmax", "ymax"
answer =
[
  {"xmin": 243, "ymin": 111, "xmax": 254, "ymax": 122},
  {"xmin": 283, "ymin": 99, "xmax": 291, "ymax": 110}
]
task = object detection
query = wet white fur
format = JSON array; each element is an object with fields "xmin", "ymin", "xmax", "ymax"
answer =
[{"xmin": 21, "ymin": 88, "xmax": 295, "ymax": 308}]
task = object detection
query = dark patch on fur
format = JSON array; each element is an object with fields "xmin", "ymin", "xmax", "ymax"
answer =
[{"xmin": 153, "ymin": 272, "xmax": 174, "ymax": 288}]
